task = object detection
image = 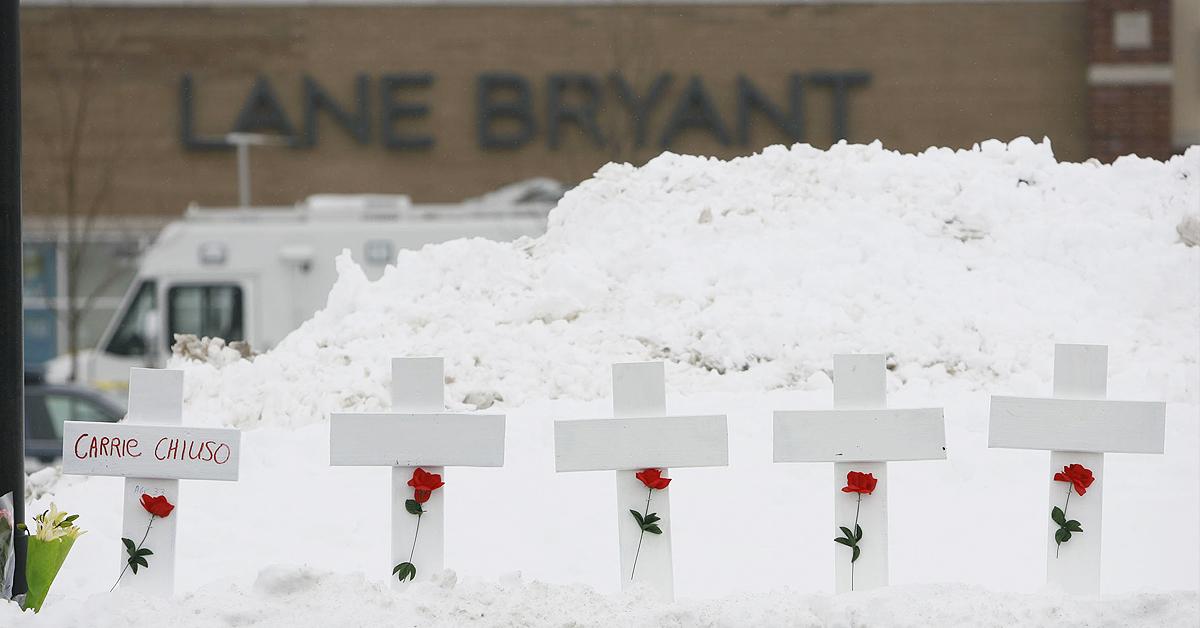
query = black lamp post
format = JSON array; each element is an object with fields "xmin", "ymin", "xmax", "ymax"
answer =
[{"xmin": 0, "ymin": 0, "xmax": 27, "ymax": 596}]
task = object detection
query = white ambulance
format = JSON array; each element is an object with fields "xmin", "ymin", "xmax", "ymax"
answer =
[{"xmin": 83, "ymin": 179, "xmax": 562, "ymax": 392}]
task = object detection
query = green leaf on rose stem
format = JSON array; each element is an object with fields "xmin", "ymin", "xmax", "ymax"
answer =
[
  {"xmin": 129, "ymin": 560, "xmax": 139, "ymax": 575},
  {"xmin": 834, "ymin": 537, "xmax": 855, "ymax": 548},
  {"xmin": 630, "ymin": 510, "xmax": 644, "ymax": 526},
  {"xmin": 643, "ymin": 514, "xmax": 660, "ymax": 525},
  {"xmin": 393, "ymin": 562, "xmax": 416, "ymax": 582},
  {"xmin": 644, "ymin": 525, "xmax": 663, "ymax": 535},
  {"xmin": 839, "ymin": 527, "xmax": 854, "ymax": 540},
  {"xmin": 852, "ymin": 546, "xmax": 861, "ymax": 563},
  {"xmin": 135, "ymin": 556, "xmax": 149, "ymax": 568},
  {"xmin": 1065, "ymin": 520, "xmax": 1083, "ymax": 533},
  {"xmin": 1051, "ymin": 507, "xmax": 1066, "ymax": 526},
  {"xmin": 137, "ymin": 548, "xmax": 153, "ymax": 557},
  {"xmin": 123, "ymin": 538, "xmax": 136, "ymax": 553},
  {"xmin": 855, "ymin": 525, "xmax": 863, "ymax": 541},
  {"xmin": 1055, "ymin": 528, "xmax": 1072, "ymax": 545},
  {"xmin": 405, "ymin": 499, "xmax": 423, "ymax": 516}
]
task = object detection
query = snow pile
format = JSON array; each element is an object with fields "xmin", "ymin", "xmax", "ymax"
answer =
[
  {"xmin": 5, "ymin": 569, "xmax": 1196, "ymax": 628},
  {"xmin": 178, "ymin": 139, "xmax": 1199, "ymax": 429}
]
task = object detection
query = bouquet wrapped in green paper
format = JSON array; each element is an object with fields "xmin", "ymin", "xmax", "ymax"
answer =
[
  {"xmin": 19, "ymin": 504, "xmax": 85, "ymax": 613},
  {"xmin": 1, "ymin": 492, "xmax": 14, "ymax": 599}
]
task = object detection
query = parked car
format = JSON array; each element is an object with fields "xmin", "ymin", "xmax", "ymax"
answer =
[{"xmin": 25, "ymin": 371, "xmax": 125, "ymax": 466}]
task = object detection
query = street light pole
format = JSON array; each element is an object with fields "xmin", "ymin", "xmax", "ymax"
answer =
[
  {"xmin": 225, "ymin": 133, "xmax": 286, "ymax": 208},
  {"xmin": 236, "ymin": 141, "xmax": 250, "ymax": 208},
  {"xmin": 0, "ymin": 0, "xmax": 28, "ymax": 596}
]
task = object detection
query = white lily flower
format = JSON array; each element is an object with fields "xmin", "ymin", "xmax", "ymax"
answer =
[{"xmin": 33, "ymin": 503, "xmax": 85, "ymax": 542}]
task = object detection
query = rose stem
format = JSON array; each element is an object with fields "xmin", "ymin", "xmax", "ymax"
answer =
[
  {"xmin": 110, "ymin": 514, "xmax": 156, "ymax": 592},
  {"xmin": 1056, "ymin": 485, "xmax": 1072, "ymax": 558},
  {"xmin": 408, "ymin": 511, "xmax": 423, "ymax": 563},
  {"xmin": 630, "ymin": 487, "xmax": 653, "ymax": 581},
  {"xmin": 851, "ymin": 493, "xmax": 862, "ymax": 591}
]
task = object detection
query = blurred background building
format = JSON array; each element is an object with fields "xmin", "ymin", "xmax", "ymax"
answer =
[{"xmin": 17, "ymin": 0, "xmax": 1198, "ymax": 375}]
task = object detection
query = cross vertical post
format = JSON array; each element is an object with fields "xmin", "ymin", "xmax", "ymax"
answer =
[
  {"xmin": 831, "ymin": 355, "xmax": 889, "ymax": 593},
  {"xmin": 612, "ymin": 362, "xmax": 673, "ymax": 598},
  {"xmin": 390, "ymin": 357, "xmax": 446, "ymax": 590},
  {"xmin": 1047, "ymin": 344, "xmax": 1106, "ymax": 593},
  {"xmin": 121, "ymin": 369, "xmax": 183, "ymax": 595}
]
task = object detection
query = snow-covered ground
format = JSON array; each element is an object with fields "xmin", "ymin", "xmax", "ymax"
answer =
[{"xmin": 6, "ymin": 140, "xmax": 1199, "ymax": 626}]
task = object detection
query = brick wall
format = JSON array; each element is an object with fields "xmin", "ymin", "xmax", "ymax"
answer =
[
  {"xmin": 1087, "ymin": 0, "xmax": 1174, "ymax": 161},
  {"xmin": 1088, "ymin": 0, "xmax": 1172, "ymax": 63},
  {"xmin": 1090, "ymin": 85, "xmax": 1172, "ymax": 159}
]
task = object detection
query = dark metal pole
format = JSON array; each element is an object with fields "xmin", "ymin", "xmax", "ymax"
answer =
[{"xmin": 0, "ymin": 0, "xmax": 26, "ymax": 596}]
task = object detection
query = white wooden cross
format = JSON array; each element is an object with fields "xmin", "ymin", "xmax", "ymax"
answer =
[
  {"xmin": 61, "ymin": 367, "xmax": 241, "ymax": 595},
  {"xmin": 553, "ymin": 361, "xmax": 728, "ymax": 601},
  {"xmin": 329, "ymin": 357, "xmax": 505, "ymax": 589},
  {"xmin": 773, "ymin": 354, "xmax": 946, "ymax": 593},
  {"xmin": 989, "ymin": 343, "xmax": 1165, "ymax": 594}
]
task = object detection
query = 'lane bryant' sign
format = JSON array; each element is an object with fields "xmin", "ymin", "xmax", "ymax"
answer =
[{"xmin": 180, "ymin": 71, "xmax": 870, "ymax": 152}]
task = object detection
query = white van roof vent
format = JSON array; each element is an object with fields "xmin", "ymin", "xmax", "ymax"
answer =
[{"xmin": 303, "ymin": 194, "xmax": 412, "ymax": 221}]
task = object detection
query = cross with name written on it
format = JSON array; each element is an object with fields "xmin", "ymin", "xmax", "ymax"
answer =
[
  {"xmin": 773, "ymin": 354, "xmax": 947, "ymax": 593},
  {"xmin": 329, "ymin": 357, "xmax": 506, "ymax": 589},
  {"xmin": 61, "ymin": 368, "xmax": 242, "ymax": 595},
  {"xmin": 989, "ymin": 343, "xmax": 1166, "ymax": 594},
  {"xmin": 554, "ymin": 361, "xmax": 729, "ymax": 601}
]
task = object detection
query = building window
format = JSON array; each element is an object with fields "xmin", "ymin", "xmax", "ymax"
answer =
[
  {"xmin": 105, "ymin": 280, "xmax": 158, "ymax": 357},
  {"xmin": 1113, "ymin": 11, "xmax": 1152, "ymax": 51},
  {"xmin": 167, "ymin": 284, "xmax": 244, "ymax": 346}
]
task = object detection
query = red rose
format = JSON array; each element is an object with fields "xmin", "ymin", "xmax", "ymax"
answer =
[
  {"xmin": 140, "ymin": 493, "xmax": 175, "ymax": 518},
  {"xmin": 408, "ymin": 467, "xmax": 445, "ymax": 504},
  {"xmin": 841, "ymin": 471, "xmax": 878, "ymax": 495},
  {"xmin": 1053, "ymin": 464, "xmax": 1095, "ymax": 496},
  {"xmin": 635, "ymin": 468, "xmax": 671, "ymax": 490}
]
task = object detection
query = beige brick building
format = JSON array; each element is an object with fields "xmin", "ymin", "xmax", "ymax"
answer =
[{"xmin": 19, "ymin": 0, "xmax": 1188, "ymax": 218}]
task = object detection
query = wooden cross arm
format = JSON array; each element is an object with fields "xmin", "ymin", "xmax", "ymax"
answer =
[
  {"xmin": 554, "ymin": 415, "xmax": 729, "ymax": 472},
  {"xmin": 772, "ymin": 408, "xmax": 946, "ymax": 463},
  {"xmin": 61, "ymin": 421, "xmax": 241, "ymax": 481},
  {"xmin": 329, "ymin": 412, "xmax": 506, "ymax": 467},
  {"xmin": 989, "ymin": 396, "xmax": 1166, "ymax": 453}
]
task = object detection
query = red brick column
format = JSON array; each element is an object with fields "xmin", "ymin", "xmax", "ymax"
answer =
[{"xmin": 1087, "ymin": 0, "xmax": 1173, "ymax": 161}]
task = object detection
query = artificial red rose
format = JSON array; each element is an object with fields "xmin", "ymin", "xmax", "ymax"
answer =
[
  {"xmin": 140, "ymin": 493, "xmax": 175, "ymax": 518},
  {"xmin": 408, "ymin": 467, "xmax": 445, "ymax": 504},
  {"xmin": 635, "ymin": 468, "xmax": 671, "ymax": 490},
  {"xmin": 1053, "ymin": 463, "xmax": 1095, "ymax": 496},
  {"xmin": 841, "ymin": 471, "xmax": 878, "ymax": 495}
]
